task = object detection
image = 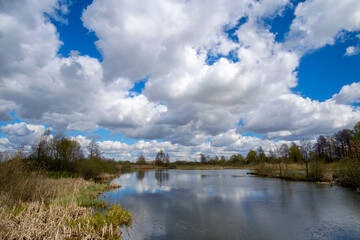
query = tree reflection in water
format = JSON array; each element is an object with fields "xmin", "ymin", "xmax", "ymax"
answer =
[
  {"xmin": 155, "ymin": 170, "xmax": 169, "ymax": 184},
  {"xmin": 136, "ymin": 171, "xmax": 145, "ymax": 181}
]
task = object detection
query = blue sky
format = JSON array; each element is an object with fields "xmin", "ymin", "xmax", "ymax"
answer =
[
  {"xmin": 296, "ymin": 36, "xmax": 360, "ymax": 102},
  {"xmin": 1, "ymin": 0, "xmax": 360, "ymax": 160},
  {"xmin": 52, "ymin": 0, "xmax": 101, "ymax": 59}
]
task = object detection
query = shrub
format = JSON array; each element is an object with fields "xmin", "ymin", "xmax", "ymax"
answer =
[
  {"xmin": 308, "ymin": 163, "xmax": 326, "ymax": 181},
  {"xmin": 339, "ymin": 157, "xmax": 360, "ymax": 189},
  {"xmin": 76, "ymin": 157, "xmax": 116, "ymax": 179},
  {"xmin": 136, "ymin": 155, "xmax": 146, "ymax": 165},
  {"xmin": 255, "ymin": 163, "xmax": 278, "ymax": 177},
  {"xmin": 0, "ymin": 156, "xmax": 53, "ymax": 204}
]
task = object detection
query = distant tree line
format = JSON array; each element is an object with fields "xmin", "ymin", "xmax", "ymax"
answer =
[
  {"xmin": 200, "ymin": 153, "xmax": 244, "ymax": 165},
  {"xmin": 196, "ymin": 122, "xmax": 360, "ymax": 189},
  {"xmin": 200, "ymin": 122, "xmax": 360, "ymax": 165},
  {"xmin": 249, "ymin": 121, "xmax": 360, "ymax": 188},
  {"xmin": 24, "ymin": 130, "xmax": 117, "ymax": 179}
]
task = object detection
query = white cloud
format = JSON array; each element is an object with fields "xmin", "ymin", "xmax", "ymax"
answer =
[
  {"xmin": 80, "ymin": 0, "xmax": 302, "ymax": 145},
  {"xmin": 211, "ymin": 129, "xmax": 240, "ymax": 147},
  {"xmin": 0, "ymin": 138, "xmax": 11, "ymax": 152},
  {"xmin": 239, "ymin": 94, "xmax": 360, "ymax": 139},
  {"xmin": 332, "ymin": 82, "xmax": 360, "ymax": 104},
  {"xmin": 0, "ymin": 0, "xmax": 62, "ymax": 78},
  {"xmin": 344, "ymin": 46, "xmax": 360, "ymax": 56},
  {"xmin": 286, "ymin": 0, "xmax": 360, "ymax": 53},
  {"xmin": 90, "ymin": 133, "xmax": 293, "ymax": 161},
  {"xmin": 82, "ymin": 0, "xmax": 251, "ymax": 81},
  {"xmin": 1, "ymin": 122, "xmax": 46, "ymax": 148},
  {"xmin": 0, "ymin": 0, "xmax": 166, "ymax": 134},
  {"xmin": 1, "ymin": 0, "xmax": 360, "ymax": 160}
]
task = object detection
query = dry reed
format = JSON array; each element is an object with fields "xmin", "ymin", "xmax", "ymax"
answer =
[
  {"xmin": 0, "ymin": 200, "xmax": 122, "ymax": 239},
  {"xmin": 0, "ymin": 175, "xmax": 128, "ymax": 239}
]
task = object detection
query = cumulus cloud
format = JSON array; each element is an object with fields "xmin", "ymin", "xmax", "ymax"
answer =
[
  {"xmin": 332, "ymin": 82, "xmax": 360, "ymax": 104},
  {"xmin": 72, "ymin": 131, "xmax": 294, "ymax": 161},
  {"xmin": 0, "ymin": 138, "xmax": 11, "ymax": 152},
  {"xmin": 0, "ymin": 0, "xmax": 62, "ymax": 78},
  {"xmin": 211, "ymin": 128, "xmax": 301, "ymax": 153},
  {"xmin": 1, "ymin": 122, "xmax": 46, "ymax": 148},
  {"xmin": 82, "ymin": 0, "xmax": 251, "ymax": 81},
  {"xmin": 1, "ymin": 0, "xmax": 360, "ymax": 159},
  {"xmin": 239, "ymin": 94, "xmax": 360, "ymax": 139},
  {"xmin": 344, "ymin": 46, "xmax": 360, "ymax": 56},
  {"xmin": 286, "ymin": 0, "xmax": 360, "ymax": 52},
  {"xmin": 0, "ymin": 0, "xmax": 166, "ymax": 134}
]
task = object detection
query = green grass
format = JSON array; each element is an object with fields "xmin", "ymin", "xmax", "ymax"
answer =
[
  {"xmin": 46, "ymin": 171, "xmax": 78, "ymax": 179},
  {"xmin": 70, "ymin": 205, "xmax": 132, "ymax": 240},
  {"xmin": 77, "ymin": 183, "xmax": 109, "ymax": 208},
  {"xmin": 105, "ymin": 205, "xmax": 132, "ymax": 227},
  {"xmin": 76, "ymin": 182, "xmax": 121, "ymax": 208}
]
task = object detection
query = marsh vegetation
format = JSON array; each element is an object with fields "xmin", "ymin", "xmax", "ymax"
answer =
[{"xmin": 0, "ymin": 144, "xmax": 132, "ymax": 239}]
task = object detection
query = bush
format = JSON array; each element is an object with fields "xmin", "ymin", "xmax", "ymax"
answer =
[
  {"xmin": 255, "ymin": 163, "xmax": 278, "ymax": 177},
  {"xmin": 0, "ymin": 156, "xmax": 28, "ymax": 193},
  {"xmin": 0, "ymin": 156, "xmax": 87, "ymax": 205},
  {"xmin": 136, "ymin": 155, "xmax": 146, "ymax": 165},
  {"xmin": 308, "ymin": 163, "xmax": 326, "ymax": 181},
  {"xmin": 0, "ymin": 156, "xmax": 49, "ymax": 204},
  {"xmin": 339, "ymin": 157, "xmax": 360, "ymax": 189},
  {"xmin": 76, "ymin": 157, "xmax": 115, "ymax": 179}
]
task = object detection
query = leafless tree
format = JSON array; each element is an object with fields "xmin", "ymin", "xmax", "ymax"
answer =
[
  {"xmin": 300, "ymin": 139, "xmax": 312, "ymax": 180},
  {"xmin": 88, "ymin": 139, "xmax": 102, "ymax": 158}
]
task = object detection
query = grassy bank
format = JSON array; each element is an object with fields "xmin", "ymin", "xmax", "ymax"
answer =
[
  {"xmin": 170, "ymin": 164, "xmax": 252, "ymax": 170},
  {"xmin": 253, "ymin": 161, "xmax": 360, "ymax": 191},
  {"xmin": 118, "ymin": 162, "xmax": 254, "ymax": 171},
  {"xmin": 0, "ymin": 157, "xmax": 132, "ymax": 239},
  {"xmin": 119, "ymin": 160, "xmax": 360, "ymax": 192}
]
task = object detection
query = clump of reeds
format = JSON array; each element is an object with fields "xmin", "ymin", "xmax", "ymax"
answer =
[
  {"xmin": 254, "ymin": 162, "xmax": 332, "ymax": 182},
  {"xmin": 255, "ymin": 163, "xmax": 279, "ymax": 177},
  {"xmin": 339, "ymin": 157, "xmax": 360, "ymax": 189},
  {"xmin": 0, "ymin": 156, "xmax": 91, "ymax": 205},
  {"xmin": 0, "ymin": 156, "xmax": 131, "ymax": 239},
  {"xmin": 0, "ymin": 201, "xmax": 128, "ymax": 239}
]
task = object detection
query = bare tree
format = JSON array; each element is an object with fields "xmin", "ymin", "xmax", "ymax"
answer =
[
  {"xmin": 334, "ymin": 129, "xmax": 352, "ymax": 158},
  {"xmin": 200, "ymin": 153, "xmax": 207, "ymax": 164},
  {"xmin": 300, "ymin": 139, "xmax": 312, "ymax": 180},
  {"xmin": 155, "ymin": 150, "xmax": 170, "ymax": 166},
  {"xmin": 165, "ymin": 153, "xmax": 170, "ymax": 164},
  {"xmin": 32, "ymin": 129, "xmax": 52, "ymax": 163},
  {"xmin": 88, "ymin": 139, "xmax": 102, "ymax": 158},
  {"xmin": 273, "ymin": 147, "xmax": 282, "ymax": 177}
]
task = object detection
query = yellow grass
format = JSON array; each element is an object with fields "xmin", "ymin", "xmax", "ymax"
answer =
[{"xmin": 0, "ymin": 177, "xmax": 129, "ymax": 239}]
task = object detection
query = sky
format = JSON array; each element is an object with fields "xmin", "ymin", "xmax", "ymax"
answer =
[{"xmin": 1, "ymin": 0, "xmax": 360, "ymax": 161}]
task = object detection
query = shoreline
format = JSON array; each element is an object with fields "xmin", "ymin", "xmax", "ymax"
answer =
[
  {"xmin": 117, "ymin": 164, "xmax": 360, "ymax": 193},
  {"xmin": 0, "ymin": 176, "xmax": 131, "ymax": 239}
]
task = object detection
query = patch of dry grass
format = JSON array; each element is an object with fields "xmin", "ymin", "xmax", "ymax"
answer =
[
  {"xmin": 0, "ymin": 200, "xmax": 125, "ymax": 239},
  {"xmin": 254, "ymin": 162, "xmax": 338, "ymax": 182},
  {"xmin": 0, "ymin": 157, "xmax": 131, "ymax": 239}
]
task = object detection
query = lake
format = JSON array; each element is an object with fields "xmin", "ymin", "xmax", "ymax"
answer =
[{"xmin": 102, "ymin": 169, "xmax": 360, "ymax": 240}]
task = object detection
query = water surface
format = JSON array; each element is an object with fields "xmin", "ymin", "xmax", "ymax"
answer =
[{"xmin": 103, "ymin": 169, "xmax": 360, "ymax": 240}]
